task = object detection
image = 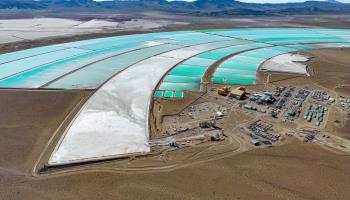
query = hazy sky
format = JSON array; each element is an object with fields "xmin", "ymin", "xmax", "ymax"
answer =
[{"xmin": 166, "ymin": 0, "xmax": 350, "ymax": 3}]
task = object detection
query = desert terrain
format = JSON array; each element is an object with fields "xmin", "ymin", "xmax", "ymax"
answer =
[{"xmin": 1, "ymin": 138, "xmax": 349, "ymax": 200}]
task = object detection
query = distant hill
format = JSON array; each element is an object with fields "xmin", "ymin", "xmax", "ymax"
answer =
[
  {"xmin": 1, "ymin": 0, "xmax": 350, "ymax": 16},
  {"xmin": 0, "ymin": 0, "xmax": 44, "ymax": 9}
]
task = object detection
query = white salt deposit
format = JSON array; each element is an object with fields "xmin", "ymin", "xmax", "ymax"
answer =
[
  {"xmin": 73, "ymin": 19, "xmax": 119, "ymax": 29},
  {"xmin": 260, "ymin": 53, "xmax": 310, "ymax": 75},
  {"xmin": 48, "ymin": 56, "xmax": 182, "ymax": 165},
  {"xmin": 48, "ymin": 41, "xmax": 239, "ymax": 165},
  {"xmin": 145, "ymin": 41, "xmax": 164, "ymax": 47},
  {"xmin": 0, "ymin": 18, "xmax": 186, "ymax": 45}
]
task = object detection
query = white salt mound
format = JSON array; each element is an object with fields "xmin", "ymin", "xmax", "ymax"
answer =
[{"xmin": 260, "ymin": 53, "xmax": 310, "ymax": 76}]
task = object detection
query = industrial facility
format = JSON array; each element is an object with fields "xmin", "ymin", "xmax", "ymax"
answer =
[{"xmin": 0, "ymin": 28, "xmax": 350, "ymax": 168}]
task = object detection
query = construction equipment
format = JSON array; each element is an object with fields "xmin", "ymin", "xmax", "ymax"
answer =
[
  {"xmin": 211, "ymin": 133, "xmax": 226, "ymax": 141},
  {"xmin": 200, "ymin": 121, "xmax": 215, "ymax": 128},
  {"xmin": 218, "ymin": 86, "xmax": 230, "ymax": 96},
  {"xmin": 229, "ymin": 87, "xmax": 246, "ymax": 100}
]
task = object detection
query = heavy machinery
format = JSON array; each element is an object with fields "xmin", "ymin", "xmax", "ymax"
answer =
[
  {"xmin": 218, "ymin": 86, "xmax": 247, "ymax": 100},
  {"xmin": 218, "ymin": 86, "xmax": 230, "ymax": 96}
]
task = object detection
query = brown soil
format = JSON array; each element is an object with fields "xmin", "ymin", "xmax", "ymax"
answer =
[
  {"xmin": 0, "ymin": 89, "xmax": 92, "ymax": 173},
  {"xmin": 150, "ymin": 91, "xmax": 203, "ymax": 139},
  {"xmin": 308, "ymin": 48, "xmax": 350, "ymax": 93},
  {"xmin": 326, "ymin": 106, "xmax": 350, "ymax": 140},
  {"xmin": 1, "ymin": 139, "xmax": 350, "ymax": 200}
]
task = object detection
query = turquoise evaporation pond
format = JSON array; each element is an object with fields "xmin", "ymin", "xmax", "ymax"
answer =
[
  {"xmin": 265, "ymin": 37, "xmax": 348, "ymax": 45},
  {"xmin": 0, "ymin": 43, "xmax": 180, "ymax": 88},
  {"xmin": 308, "ymin": 29, "xmax": 350, "ymax": 41},
  {"xmin": 0, "ymin": 48, "xmax": 93, "ymax": 80},
  {"xmin": 67, "ymin": 39, "xmax": 243, "ymax": 90},
  {"xmin": 75, "ymin": 31, "xmax": 231, "ymax": 50},
  {"xmin": 198, "ymin": 43, "xmax": 271, "ymax": 60},
  {"xmin": 232, "ymin": 55, "xmax": 268, "ymax": 64},
  {"xmin": 0, "ymin": 36, "xmax": 179, "ymax": 79},
  {"xmin": 162, "ymin": 37, "xmax": 225, "ymax": 46},
  {"xmin": 0, "ymin": 45, "xmax": 66, "ymax": 65},
  {"xmin": 173, "ymin": 91, "xmax": 184, "ymax": 98},
  {"xmin": 334, "ymin": 43, "xmax": 350, "ymax": 48},
  {"xmin": 203, "ymin": 30, "xmax": 318, "ymax": 41},
  {"xmin": 214, "ymin": 46, "xmax": 299, "ymax": 83},
  {"xmin": 164, "ymin": 90, "xmax": 173, "ymax": 98},
  {"xmin": 285, "ymin": 44, "xmax": 316, "ymax": 51},
  {"xmin": 160, "ymin": 42, "xmax": 271, "ymax": 92},
  {"xmin": 54, "ymin": 34, "xmax": 152, "ymax": 48},
  {"xmin": 46, "ymin": 44, "xmax": 182, "ymax": 89},
  {"xmin": 159, "ymin": 39, "xmax": 253, "ymax": 92},
  {"xmin": 1, "ymin": 28, "xmax": 350, "ymax": 90},
  {"xmin": 203, "ymin": 28, "xmax": 350, "ymax": 45},
  {"xmin": 211, "ymin": 38, "xmax": 322, "ymax": 85},
  {"xmin": 182, "ymin": 57, "xmax": 217, "ymax": 67},
  {"xmin": 168, "ymin": 65, "xmax": 208, "ymax": 77},
  {"xmin": 154, "ymin": 90, "xmax": 164, "ymax": 97},
  {"xmin": 241, "ymin": 46, "xmax": 296, "ymax": 58},
  {"xmin": 203, "ymin": 28, "xmax": 325, "ymax": 37},
  {"xmin": 163, "ymin": 75, "xmax": 201, "ymax": 83},
  {"xmin": 213, "ymin": 67, "xmax": 256, "ymax": 83},
  {"xmin": 54, "ymin": 30, "xmax": 221, "ymax": 50},
  {"xmin": 309, "ymin": 42, "xmax": 350, "ymax": 48},
  {"xmin": 152, "ymin": 31, "xmax": 230, "ymax": 46},
  {"xmin": 56, "ymin": 31, "xmax": 179, "ymax": 48},
  {"xmin": 213, "ymin": 72, "xmax": 256, "ymax": 80},
  {"xmin": 202, "ymin": 28, "xmax": 319, "ymax": 35},
  {"xmin": 160, "ymin": 39, "xmax": 256, "ymax": 92},
  {"xmin": 212, "ymin": 77, "xmax": 255, "ymax": 85},
  {"xmin": 154, "ymin": 90, "xmax": 184, "ymax": 98},
  {"xmin": 220, "ymin": 62, "xmax": 261, "ymax": 71},
  {"xmin": 159, "ymin": 82, "xmax": 200, "ymax": 91},
  {"xmin": 1, "ymin": 36, "xmax": 245, "ymax": 89},
  {"xmin": 76, "ymin": 35, "xmax": 157, "ymax": 51}
]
